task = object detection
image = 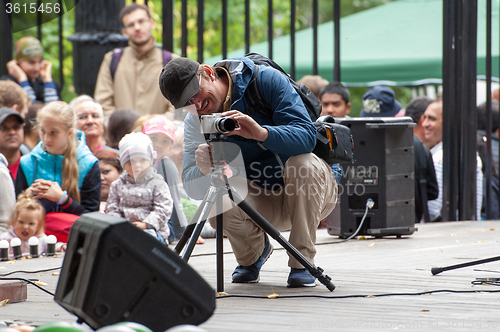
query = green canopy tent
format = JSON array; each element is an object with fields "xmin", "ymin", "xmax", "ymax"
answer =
[{"xmin": 205, "ymin": 0, "xmax": 499, "ymax": 86}]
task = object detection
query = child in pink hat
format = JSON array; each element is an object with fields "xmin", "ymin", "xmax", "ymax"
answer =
[{"xmin": 143, "ymin": 116, "xmax": 188, "ymax": 242}]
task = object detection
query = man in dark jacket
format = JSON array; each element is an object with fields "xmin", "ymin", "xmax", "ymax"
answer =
[{"xmin": 159, "ymin": 57, "xmax": 338, "ymax": 288}]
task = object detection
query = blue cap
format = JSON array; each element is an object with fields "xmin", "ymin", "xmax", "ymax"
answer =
[{"xmin": 360, "ymin": 86, "xmax": 401, "ymax": 117}]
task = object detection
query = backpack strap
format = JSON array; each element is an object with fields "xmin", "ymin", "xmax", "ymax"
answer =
[
  {"xmin": 110, "ymin": 47, "xmax": 171, "ymax": 81},
  {"xmin": 162, "ymin": 49, "xmax": 172, "ymax": 66},
  {"xmin": 109, "ymin": 48, "xmax": 124, "ymax": 81},
  {"xmin": 244, "ymin": 66, "xmax": 272, "ymax": 117}
]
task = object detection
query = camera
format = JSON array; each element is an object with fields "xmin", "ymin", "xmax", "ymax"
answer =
[{"xmin": 201, "ymin": 114, "xmax": 239, "ymax": 134}]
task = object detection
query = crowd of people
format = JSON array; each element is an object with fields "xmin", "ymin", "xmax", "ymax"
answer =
[{"xmin": 0, "ymin": 2, "xmax": 496, "ymax": 290}]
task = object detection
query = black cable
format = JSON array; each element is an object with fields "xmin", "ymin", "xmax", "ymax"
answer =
[
  {"xmin": 0, "ymin": 266, "xmax": 61, "ymax": 277},
  {"xmin": 0, "ymin": 277, "xmax": 55, "ymax": 296},
  {"xmin": 216, "ymin": 288, "xmax": 500, "ymax": 300}
]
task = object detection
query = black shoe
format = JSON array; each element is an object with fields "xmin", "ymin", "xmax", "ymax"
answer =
[{"xmin": 232, "ymin": 239, "xmax": 273, "ymax": 283}]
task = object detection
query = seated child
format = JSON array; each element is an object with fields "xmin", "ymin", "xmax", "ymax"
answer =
[
  {"xmin": 0, "ymin": 192, "xmax": 65, "ymax": 258},
  {"xmin": 105, "ymin": 132, "xmax": 172, "ymax": 244},
  {"xmin": 142, "ymin": 116, "xmax": 188, "ymax": 242}
]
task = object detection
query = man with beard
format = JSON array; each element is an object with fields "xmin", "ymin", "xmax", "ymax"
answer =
[{"xmin": 94, "ymin": 3, "xmax": 179, "ymax": 118}]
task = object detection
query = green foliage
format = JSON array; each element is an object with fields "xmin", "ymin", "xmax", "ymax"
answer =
[
  {"xmin": 9, "ymin": 0, "xmax": 397, "ymax": 105},
  {"xmin": 12, "ymin": 3, "xmax": 76, "ymax": 102}
]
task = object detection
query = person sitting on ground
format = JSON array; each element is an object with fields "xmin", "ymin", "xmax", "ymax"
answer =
[
  {"xmin": 23, "ymin": 101, "xmax": 44, "ymax": 151},
  {"xmin": 318, "ymin": 81, "xmax": 351, "ymax": 118},
  {"xmin": 0, "ymin": 80, "xmax": 30, "ymax": 118},
  {"xmin": 94, "ymin": 149, "xmax": 123, "ymax": 212},
  {"xmin": 0, "ymin": 152, "xmax": 15, "ymax": 233},
  {"xmin": 1, "ymin": 37, "xmax": 60, "ymax": 104},
  {"xmin": 142, "ymin": 116, "xmax": 188, "ymax": 243},
  {"xmin": 0, "ymin": 192, "xmax": 65, "ymax": 258},
  {"xmin": 70, "ymin": 95, "xmax": 107, "ymax": 154},
  {"xmin": 106, "ymin": 109, "xmax": 140, "ymax": 150},
  {"xmin": 297, "ymin": 75, "xmax": 329, "ymax": 99},
  {"xmin": 159, "ymin": 57, "xmax": 338, "ymax": 287},
  {"xmin": 105, "ymin": 132, "xmax": 173, "ymax": 244},
  {"xmin": 0, "ymin": 108, "xmax": 27, "ymax": 187},
  {"xmin": 17, "ymin": 102, "xmax": 101, "ymax": 241}
]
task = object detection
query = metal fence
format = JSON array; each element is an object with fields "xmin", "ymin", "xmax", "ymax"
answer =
[{"xmin": 0, "ymin": 0, "xmax": 499, "ymax": 221}]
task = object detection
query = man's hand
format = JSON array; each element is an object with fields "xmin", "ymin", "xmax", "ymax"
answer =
[
  {"xmin": 40, "ymin": 60, "xmax": 53, "ymax": 83},
  {"xmin": 222, "ymin": 110, "xmax": 268, "ymax": 142},
  {"xmin": 195, "ymin": 143, "xmax": 213, "ymax": 176},
  {"xmin": 6, "ymin": 60, "xmax": 28, "ymax": 82}
]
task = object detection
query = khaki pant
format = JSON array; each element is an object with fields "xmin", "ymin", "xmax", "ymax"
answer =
[{"xmin": 209, "ymin": 153, "xmax": 338, "ymax": 269}]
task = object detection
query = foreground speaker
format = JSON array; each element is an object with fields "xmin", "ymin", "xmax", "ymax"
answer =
[
  {"xmin": 55, "ymin": 212, "xmax": 215, "ymax": 332},
  {"xmin": 328, "ymin": 117, "xmax": 417, "ymax": 238}
]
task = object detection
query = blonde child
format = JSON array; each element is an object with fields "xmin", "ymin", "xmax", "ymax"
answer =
[
  {"xmin": 17, "ymin": 101, "xmax": 100, "ymax": 242},
  {"xmin": 0, "ymin": 192, "xmax": 64, "ymax": 257},
  {"xmin": 105, "ymin": 132, "xmax": 172, "ymax": 244}
]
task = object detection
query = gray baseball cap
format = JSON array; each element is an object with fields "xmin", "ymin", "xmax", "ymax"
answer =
[
  {"xmin": 159, "ymin": 57, "xmax": 201, "ymax": 109},
  {"xmin": 0, "ymin": 107, "xmax": 24, "ymax": 125}
]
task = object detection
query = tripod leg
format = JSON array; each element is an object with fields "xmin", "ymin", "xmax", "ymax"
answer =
[
  {"xmin": 216, "ymin": 193, "xmax": 224, "ymax": 293},
  {"xmin": 180, "ymin": 187, "xmax": 220, "ymax": 261},
  {"xmin": 431, "ymin": 255, "xmax": 500, "ymax": 275},
  {"xmin": 174, "ymin": 189, "xmax": 211, "ymax": 254},
  {"xmin": 229, "ymin": 189, "xmax": 335, "ymax": 292}
]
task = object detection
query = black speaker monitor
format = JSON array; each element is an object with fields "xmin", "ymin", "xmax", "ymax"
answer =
[
  {"xmin": 328, "ymin": 117, "xmax": 417, "ymax": 238},
  {"xmin": 55, "ymin": 212, "xmax": 216, "ymax": 332}
]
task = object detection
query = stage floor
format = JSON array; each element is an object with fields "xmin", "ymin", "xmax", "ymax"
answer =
[{"xmin": 1, "ymin": 220, "xmax": 500, "ymax": 331}]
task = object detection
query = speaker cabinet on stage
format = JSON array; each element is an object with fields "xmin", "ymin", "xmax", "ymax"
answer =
[
  {"xmin": 328, "ymin": 117, "xmax": 417, "ymax": 238},
  {"xmin": 54, "ymin": 212, "xmax": 215, "ymax": 332}
]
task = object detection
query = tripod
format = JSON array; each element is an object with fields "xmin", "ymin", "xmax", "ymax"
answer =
[{"xmin": 175, "ymin": 135, "xmax": 335, "ymax": 292}]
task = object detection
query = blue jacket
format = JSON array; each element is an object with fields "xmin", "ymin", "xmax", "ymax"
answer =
[
  {"xmin": 18, "ymin": 130, "xmax": 101, "ymax": 215},
  {"xmin": 183, "ymin": 57, "xmax": 320, "ymax": 199}
]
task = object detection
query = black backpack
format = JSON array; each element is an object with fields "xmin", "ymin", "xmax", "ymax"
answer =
[{"xmin": 242, "ymin": 53, "xmax": 354, "ymax": 164}]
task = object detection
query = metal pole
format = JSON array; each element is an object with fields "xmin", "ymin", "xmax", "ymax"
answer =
[
  {"xmin": 290, "ymin": 0, "xmax": 295, "ymax": 79},
  {"xmin": 459, "ymin": 0, "xmax": 477, "ymax": 220},
  {"xmin": 162, "ymin": 0, "xmax": 174, "ymax": 51},
  {"xmin": 485, "ymin": 0, "xmax": 493, "ymax": 219},
  {"xmin": 37, "ymin": 0, "xmax": 42, "ymax": 41},
  {"xmin": 268, "ymin": 0, "xmax": 273, "ymax": 59},
  {"xmin": 0, "ymin": 1, "xmax": 13, "ymax": 77},
  {"xmin": 245, "ymin": 0, "xmax": 250, "ymax": 55},
  {"xmin": 222, "ymin": 0, "xmax": 227, "ymax": 59},
  {"xmin": 334, "ymin": 0, "xmax": 340, "ymax": 82},
  {"xmin": 181, "ymin": 0, "xmax": 188, "ymax": 57},
  {"xmin": 312, "ymin": 0, "xmax": 318, "ymax": 75},
  {"xmin": 442, "ymin": 0, "xmax": 459, "ymax": 221},
  {"xmin": 58, "ymin": 0, "xmax": 64, "ymax": 89},
  {"xmin": 197, "ymin": 0, "xmax": 204, "ymax": 63}
]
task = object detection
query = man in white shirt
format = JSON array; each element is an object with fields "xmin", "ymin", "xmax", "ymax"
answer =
[{"xmin": 422, "ymin": 101, "xmax": 483, "ymax": 221}]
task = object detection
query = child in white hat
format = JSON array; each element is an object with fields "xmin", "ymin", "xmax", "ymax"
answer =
[{"xmin": 105, "ymin": 132, "xmax": 172, "ymax": 244}]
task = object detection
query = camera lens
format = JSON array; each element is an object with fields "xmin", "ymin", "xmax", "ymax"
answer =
[{"xmin": 215, "ymin": 118, "xmax": 238, "ymax": 133}]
